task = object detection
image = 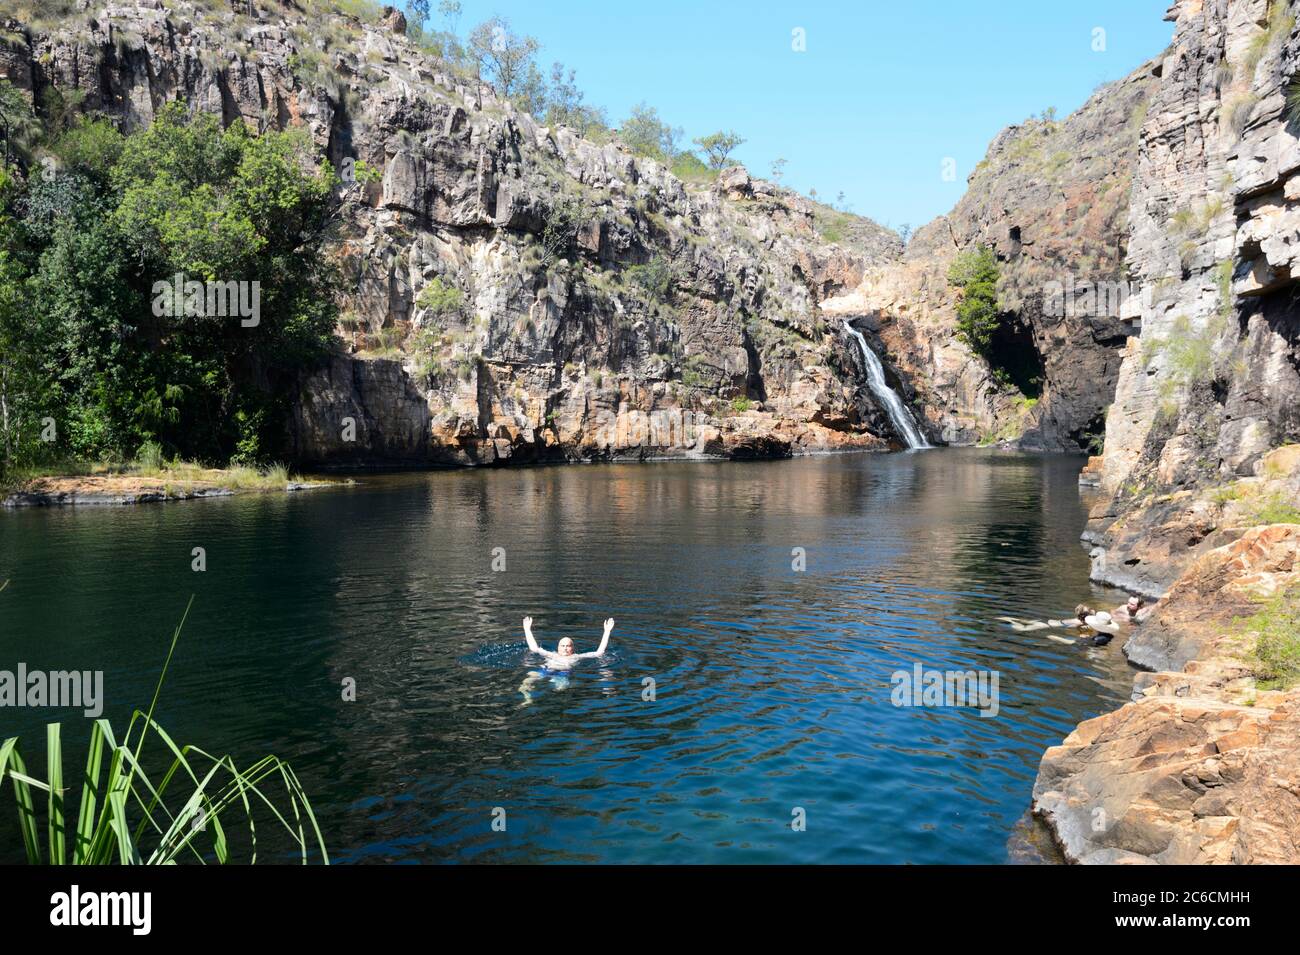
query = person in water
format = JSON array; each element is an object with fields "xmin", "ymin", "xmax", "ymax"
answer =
[
  {"xmin": 998, "ymin": 603, "xmax": 1119, "ymax": 646},
  {"xmin": 518, "ymin": 616, "xmax": 615, "ymax": 704},
  {"xmin": 523, "ymin": 616, "xmax": 614, "ymax": 669},
  {"xmin": 1114, "ymin": 594, "xmax": 1153, "ymax": 625},
  {"xmin": 1081, "ymin": 608, "xmax": 1119, "ymax": 646},
  {"xmin": 998, "ymin": 604, "xmax": 1094, "ymax": 632}
]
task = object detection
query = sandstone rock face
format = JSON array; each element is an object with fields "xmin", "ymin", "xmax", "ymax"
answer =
[
  {"xmin": 1091, "ymin": 0, "xmax": 1300, "ymax": 582},
  {"xmin": 1085, "ymin": 489, "xmax": 1245, "ymax": 598},
  {"xmin": 827, "ymin": 62, "xmax": 1159, "ymax": 450},
  {"xmin": 1021, "ymin": 4, "xmax": 1300, "ymax": 862},
  {"xmin": 1086, "ymin": 440, "xmax": 1300, "ymax": 611},
  {"xmin": 0, "ymin": 0, "xmax": 908, "ymax": 466},
  {"xmin": 1123, "ymin": 521, "xmax": 1300, "ymax": 670},
  {"xmin": 1034, "ymin": 525, "xmax": 1300, "ymax": 864}
]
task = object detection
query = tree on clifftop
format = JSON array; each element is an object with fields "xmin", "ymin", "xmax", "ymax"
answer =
[
  {"xmin": 693, "ymin": 131, "xmax": 745, "ymax": 170},
  {"xmin": 619, "ymin": 104, "xmax": 682, "ymax": 163},
  {"xmin": 467, "ymin": 17, "xmax": 540, "ymax": 98},
  {"xmin": 405, "ymin": 0, "xmax": 429, "ymax": 33}
]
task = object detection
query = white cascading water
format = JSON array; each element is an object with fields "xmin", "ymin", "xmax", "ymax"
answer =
[{"xmin": 842, "ymin": 321, "xmax": 930, "ymax": 450}]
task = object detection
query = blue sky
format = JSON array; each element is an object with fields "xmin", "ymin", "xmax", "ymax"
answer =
[{"xmin": 429, "ymin": 1, "xmax": 1173, "ymax": 230}]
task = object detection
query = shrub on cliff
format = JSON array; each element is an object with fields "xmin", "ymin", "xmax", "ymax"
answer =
[
  {"xmin": 947, "ymin": 245, "xmax": 1001, "ymax": 357},
  {"xmin": 670, "ymin": 151, "xmax": 717, "ymax": 185},
  {"xmin": 626, "ymin": 255, "xmax": 674, "ymax": 302},
  {"xmin": 1243, "ymin": 588, "xmax": 1300, "ymax": 689},
  {"xmin": 539, "ymin": 192, "xmax": 593, "ymax": 268},
  {"xmin": 416, "ymin": 276, "xmax": 464, "ymax": 318}
]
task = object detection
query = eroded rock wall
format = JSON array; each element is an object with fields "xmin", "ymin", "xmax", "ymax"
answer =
[
  {"xmin": 1090, "ymin": 0, "xmax": 1300, "ymax": 587},
  {"xmin": 1039, "ymin": 1, "xmax": 1300, "ymax": 866},
  {"xmin": 826, "ymin": 60, "xmax": 1160, "ymax": 450},
  {"xmin": 1034, "ymin": 523, "xmax": 1300, "ymax": 864},
  {"xmin": 0, "ymin": 0, "xmax": 913, "ymax": 467}
]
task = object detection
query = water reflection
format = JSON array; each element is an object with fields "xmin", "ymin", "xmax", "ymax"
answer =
[{"xmin": 0, "ymin": 449, "xmax": 1133, "ymax": 863}]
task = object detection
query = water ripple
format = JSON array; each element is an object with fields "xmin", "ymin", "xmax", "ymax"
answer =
[{"xmin": 0, "ymin": 449, "xmax": 1133, "ymax": 863}]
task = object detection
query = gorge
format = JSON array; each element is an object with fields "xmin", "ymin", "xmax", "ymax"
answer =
[{"xmin": 1, "ymin": 0, "xmax": 1299, "ymax": 866}]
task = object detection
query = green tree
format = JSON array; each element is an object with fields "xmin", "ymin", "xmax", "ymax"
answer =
[
  {"xmin": 4, "ymin": 100, "xmax": 341, "ymax": 469},
  {"xmin": 947, "ymin": 245, "xmax": 1001, "ymax": 357},
  {"xmin": 541, "ymin": 62, "xmax": 607, "ymax": 136},
  {"xmin": 48, "ymin": 115, "xmax": 123, "ymax": 183},
  {"xmin": 438, "ymin": 0, "xmax": 461, "ymax": 34},
  {"xmin": 0, "ymin": 164, "xmax": 43, "ymax": 477},
  {"xmin": 693, "ymin": 130, "xmax": 744, "ymax": 169},
  {"xmin": 0, "ymin": 81, "xmax": 38, "ymax": 167},
  {"xmin": 618, "ymin": 103, "xmax": 681, "ymax": 163},
  {"xmin": 467, "ymin": 17, "xmax": 539, "ymax": 98},
  {"xmin": 405, "ymin": 0, "xmax": 429, "ymax": 34}
]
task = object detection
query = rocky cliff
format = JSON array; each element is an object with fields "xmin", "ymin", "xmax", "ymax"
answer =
[
  {"xmin": 0, "ymin": 1, "xmax": 1187, "ymax": 465},
  {"xmin": 0, "ymin": 0, "xmax": 917, "ymax": 467},
  {"xmin": 824, "ymin": 60, "xmax": 1160, "ymax": 451},
  {"xmin": 1034, "ymin": 521, "xmax": 1300, "ymax": 864},
  {"xmin": 6, "ymin": 0, "xmax": 1300, "ymax": 866},
  {"xmin": 1088, "ymin": 0, "xmax": 1300, "ymax": 592},
  {"xmin": 1034, "ymin": 0, "xmax": 1300, "ymax": 865}
]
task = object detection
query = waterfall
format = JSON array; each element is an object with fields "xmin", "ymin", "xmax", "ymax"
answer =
[{"xmin": 842, "ymin": 321, "xmax": 930, "ymax": 450}]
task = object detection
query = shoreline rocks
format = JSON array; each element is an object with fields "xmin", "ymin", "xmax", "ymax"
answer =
[
  {"xmin": 1033, "ymin": 524, "xmax": 1300, "ymax": 864},
  {"xmin": 2, "ymin": 486, "xmax": 235, "ymax": 507},
  {"xmin": 1086, "ymin": 444, "xmax": 1300, "ymax": 598},
  {"xmin": 1, "ymin": 474, "xmax": 331, "ymax": 508}
]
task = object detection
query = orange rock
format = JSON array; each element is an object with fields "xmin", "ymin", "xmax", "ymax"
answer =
[{"xmin": 1034, "ymin": 524, "xmax": 1300, "ymax": 864}]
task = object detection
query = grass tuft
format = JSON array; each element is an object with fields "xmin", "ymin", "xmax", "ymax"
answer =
[
  {"xmin": 1248, "ymin": 492, "xmax": 1300, "ymax": 525},
  {"xmin": 0, "ymin": 599, "xmax": 329, "ymax": 864},
  {"xmin": 1238, "ymin": 588, "xmax": 1300, "ymax": 689}
]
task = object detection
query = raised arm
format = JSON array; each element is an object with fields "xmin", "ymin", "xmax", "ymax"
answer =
[
  {"xmin": 523, "ymin": 616, "xmax": 545, "ymax": 655},
  {"xmin": 576, "ymin": 618, "xmax": 615, "ymax": 659}
]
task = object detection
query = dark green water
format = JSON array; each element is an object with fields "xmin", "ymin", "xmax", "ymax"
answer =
[{"xmin": 0, "ymin": 449, "xmax": 1135, "ymax": 863}]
